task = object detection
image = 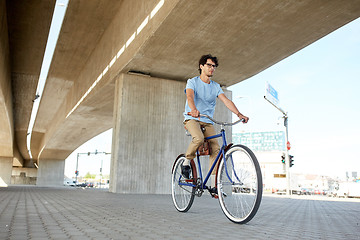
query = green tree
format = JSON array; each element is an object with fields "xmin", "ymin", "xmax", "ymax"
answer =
[{"xmin": 84, "ymin": 172, "xmax": 96, "ymax": 179}]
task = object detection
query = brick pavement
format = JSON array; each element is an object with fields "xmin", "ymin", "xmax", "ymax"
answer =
[{"xmin": 0, "ymin": 186, "xmax": 359, "ymax": 240}]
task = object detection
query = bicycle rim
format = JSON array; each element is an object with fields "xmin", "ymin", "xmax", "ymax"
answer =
[
  {"xmin": 171, "ymin": 155, "xmax": 196, "ymax": 212},
  {"xmin": 217, "ymin": 145, "xmax": 262, "ymax": 224}
]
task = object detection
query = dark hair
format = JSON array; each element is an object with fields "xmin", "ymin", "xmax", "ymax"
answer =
[{"xmin": 198, "ymin": 54, "xmax": 219, "ymax": 74}]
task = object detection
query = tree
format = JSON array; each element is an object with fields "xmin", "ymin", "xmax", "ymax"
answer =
[{"xmin": 84, "ymin": 172, "xmax": 96, "ymax": 179}]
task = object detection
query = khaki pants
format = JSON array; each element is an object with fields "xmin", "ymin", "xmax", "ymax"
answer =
[{"xmin": 184, "ymin": 120, "xmax": 220, "ymax": 175}]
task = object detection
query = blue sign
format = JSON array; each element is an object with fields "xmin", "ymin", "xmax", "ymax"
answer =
[{"xmin": 265, "ymin": 82, "xmax": 279, "ymax": 106}]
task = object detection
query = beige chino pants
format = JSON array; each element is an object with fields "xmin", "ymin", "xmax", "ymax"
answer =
[{"xmin": 184, "ymin": 119, "xmax": 220, "ymax": 175}]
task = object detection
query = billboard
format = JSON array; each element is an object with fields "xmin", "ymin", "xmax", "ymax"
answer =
[{"xmin": 233, "ymin": 131, "xmax": 285, "ymax": 151}]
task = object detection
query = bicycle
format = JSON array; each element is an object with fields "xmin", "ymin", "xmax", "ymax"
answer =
[{"xmin": 171, "ymin": 114, "xmax": 262, "ymax": 224}]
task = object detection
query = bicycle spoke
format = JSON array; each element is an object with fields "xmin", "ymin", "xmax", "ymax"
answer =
[
  {"xmin": 171, "ymin": 155, "xmax": 196, "ymax": 212},
  {"xmin": 217, "ymin": 145, "xmax": 262, "ymax": 224}
]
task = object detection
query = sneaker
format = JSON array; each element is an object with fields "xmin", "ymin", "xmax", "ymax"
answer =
[
  {"xmin": 208, "ymin": 187, "xmax": 227, "ymax": 199},
  {"xmin": 181, "ymin": 164, "xmax": 191, "ymax": 179},
  {"xmin": 208, "ymin": 187, "xmax": 218, "ymax": 198}
]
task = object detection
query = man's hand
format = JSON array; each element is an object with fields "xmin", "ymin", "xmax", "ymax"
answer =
[
  {"xmin": 238, "ymin": 113, "xmax": 249, "ymax": 123},
  {"xmin": 189, "ymin": 109, "xmax": 200, "ymax": 118}
]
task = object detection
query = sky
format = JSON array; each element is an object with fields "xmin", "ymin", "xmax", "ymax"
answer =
[
  {"xmin": 229, "ymin": 17, "xmax": 360, "ymax": 179},
  {"xmin": 64, "ymin": 17, "xmax": 360, "ymax": 180}
]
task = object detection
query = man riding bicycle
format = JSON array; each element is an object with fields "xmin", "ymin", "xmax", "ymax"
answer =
[{"xmin": 182, "ymin": 54, "xmax": 249, "ymax": 196}]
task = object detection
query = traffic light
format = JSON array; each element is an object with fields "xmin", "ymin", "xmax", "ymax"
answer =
[
  {"xmin": 289, "ymin": 155, "xmax": 294, "ymax": 167},
  {"xmin": 281, "ymin": 153, "xmax": 285, "ymax": 164},
  {"xmin": 75, "ymin": 170, "xmax": 79, "ymax": 175}
]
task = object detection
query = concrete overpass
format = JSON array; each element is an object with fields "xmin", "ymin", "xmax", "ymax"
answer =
[{"xmin": 1, "ymin": 0, "xmax": 359, "ymax": 193}]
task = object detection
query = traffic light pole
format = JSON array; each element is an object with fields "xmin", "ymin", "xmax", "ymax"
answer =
[
  {"xmin": 75, "ymin": 150, "xmax": 111, "ymax": 185},
  {"xmin": 283, "ymin": 114, "xmax": 291, "ymax": 195},
  {"xmin": 264, "ymin": 96, "xmax": 291, "ymax": 195}
]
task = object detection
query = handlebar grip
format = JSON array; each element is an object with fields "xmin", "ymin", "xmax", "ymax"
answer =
[{"xmin": 187, "ymin": 112, "xmax": 200, "ymax": 117}]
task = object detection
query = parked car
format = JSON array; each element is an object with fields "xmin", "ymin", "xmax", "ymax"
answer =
[
  {"xmin": 76, "ymin": 182, "xmax": 87, "ymax": 187},
  {"xmin": 291, "ymin": 188, "xmax": 302, "ymax": 195},
  {"xmin": 301, "ymin": 188, "xmax": 311, "ymax": 195},
  {"xmin": 64, "ymin": 180, "xmax": 76, "ymax": 187}
]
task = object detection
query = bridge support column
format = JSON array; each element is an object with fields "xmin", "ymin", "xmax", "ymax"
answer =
[
  {"xmin": 36, "ymin": 159, "xmax": 65, "ymax": 186},
  {"xmin": 0, "ymin": 157, "xmax": 12, "ymax": 187},
  {"xmin": 110, "ymin": 73, "xmax": 232, "ymax": 194}
]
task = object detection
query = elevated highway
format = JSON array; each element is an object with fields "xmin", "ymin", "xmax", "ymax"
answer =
[{"xmin": 1, "ymin": 0, "xmax": 359, "ymax": 192}]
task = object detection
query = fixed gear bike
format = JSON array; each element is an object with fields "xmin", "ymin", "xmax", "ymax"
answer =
[{"xmin": 171, "ymin": 114, "xmax": 262, "ymax": 224}]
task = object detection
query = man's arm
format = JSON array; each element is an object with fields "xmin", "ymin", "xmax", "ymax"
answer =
[
  {"xmin": 218, "ymin": 93, "xmax": 249, "ymax": 123},
  {"xmin": 186, "ymin": 89, "xmax": 200, "ymax": 118}
]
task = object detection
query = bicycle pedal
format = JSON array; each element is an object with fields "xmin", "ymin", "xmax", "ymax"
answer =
[{"xmin": 210, "ymin": 193, "xmax": 218, "ymax": 199}]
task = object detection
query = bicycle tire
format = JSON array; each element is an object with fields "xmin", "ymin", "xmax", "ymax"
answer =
[
  {"xmin": 217, "ymin": 144, "xmax": 262, "ymax": 224},
  {"xmin": 171, "ymin": 154, "xmax": 196, "ymax": 212}
]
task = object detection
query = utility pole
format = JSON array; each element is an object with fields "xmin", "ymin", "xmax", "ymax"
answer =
[
  {"xmin": 75, "ymin": 150, "xmax": 111, "ymax": 186},
  {"xmin": 264, "ymin": 82, "xmax": 291, "ymax": 195},
  {"xmin": 264, "ymin": 96, "xmax": 291, "ymax": 195}
]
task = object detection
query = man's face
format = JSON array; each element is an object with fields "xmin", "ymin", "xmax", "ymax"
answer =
[{"xmin": 200, "ymin": 59, "xmax": 216, "ymax": 77}]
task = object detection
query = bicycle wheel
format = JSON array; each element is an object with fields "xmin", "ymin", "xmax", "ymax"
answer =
[
  {"xmin": 217, "ymin": 145, "xmax": 262, "ymax": 224},
  {"xmin": 171, "ymin": 154, "xmax": 196, "ymax": 212}
]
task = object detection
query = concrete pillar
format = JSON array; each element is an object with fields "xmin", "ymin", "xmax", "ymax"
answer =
[
  {"xmin": 0, "ymin": 157, "xmax": 12, "ymax": 187},
  {"xmin": 110, "ymin": 73, "xmax": 232, "ymax": 194},
  {"xmin": 36, "ymin": 159, "xmax": 65, "ymax": 186}
]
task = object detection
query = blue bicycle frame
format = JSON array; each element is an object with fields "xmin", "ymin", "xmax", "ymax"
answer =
[
  {"xmin": 179, "ymin": 130, "xmax": 245, "ymax": 192},
  {"xmin": 179, "ymin": 128, "xmax": 228, "ymax": 190},
  {"xmin": 198, "ymin": 129, "xmax": 227, "ymax": 189}
]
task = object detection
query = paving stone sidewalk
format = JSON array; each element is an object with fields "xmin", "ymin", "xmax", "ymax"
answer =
[{"xmin": 0, "ymin": 186, "xmax": 359, "ymax": 240}]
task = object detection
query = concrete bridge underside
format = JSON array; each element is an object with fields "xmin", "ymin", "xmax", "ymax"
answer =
[{"xmin": 0, "ymin": 0, "xmax": 359, "ymax": 192}]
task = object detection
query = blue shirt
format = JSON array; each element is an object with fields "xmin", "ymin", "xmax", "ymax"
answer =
[{"xmin": 183, "ymin": 76, "xmax": 224, "ymax": 124}]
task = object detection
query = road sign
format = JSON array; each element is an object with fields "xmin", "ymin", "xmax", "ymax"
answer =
[
  {"xmin": 265, "ymin": 82, "xmax": 279, "ymax": 106},
  {"xmin": 287, "ymin": 141, "xmax": 291, "ymax": 150}
]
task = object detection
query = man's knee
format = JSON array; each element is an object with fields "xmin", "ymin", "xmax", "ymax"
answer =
[{"xmin": 192, "ymin": 135, "xmax": 204, "ymax": 146}]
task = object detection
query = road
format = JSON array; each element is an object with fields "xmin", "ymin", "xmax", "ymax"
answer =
[{"xmin": 0, "ymin": 186, "xmax": 359, "ymax": 239}]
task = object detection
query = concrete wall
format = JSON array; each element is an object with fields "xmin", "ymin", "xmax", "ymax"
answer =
[
  {"xmin": 0, "ymin": 157, "xmax": 12, "ymax": 187},
  {"xmin": 11, "ymin": 167, "xmax": 37, "ymax": 185},
  {"xmin": 36, "ymin": 159, "xmax": 65, "ymax": 186},
  {"xmin": 0, "ymin": 3, "xmax": 13, "ymax": 187},
  {"xmin": 110, "ymin": 73, "xmax": 232, "ymax": 194},
  {"xmin": 0, "ymin": 0, "xmax": 14, "ymax": 158}
]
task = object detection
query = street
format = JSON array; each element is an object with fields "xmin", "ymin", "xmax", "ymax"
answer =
[{"xmin": 0, "ymin": 186, "xmax": 359, "ymax": 239}]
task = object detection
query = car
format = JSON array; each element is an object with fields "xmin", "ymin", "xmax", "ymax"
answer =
[
  {"xmin": 291, "ymin": 188, "xmax": 302, "ymax": 195},
  {"xmin": 76, "ymin": 182, "xmax": 87, "ymax": 187},
  {"xmin": 301, "ymin": 188, "xmax": 311, "ymax": 195},
  {"xmin": 313, "ymin": 189, "xmax": 323, "ymax": 195},
  {"xmin": 64, "ymin": 180, "xmax": 76, "ymax": 187}
]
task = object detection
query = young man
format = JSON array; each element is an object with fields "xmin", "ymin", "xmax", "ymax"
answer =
[{"xmin": 182, "ymin": 54, "xmax": 249, "ymax": 196}]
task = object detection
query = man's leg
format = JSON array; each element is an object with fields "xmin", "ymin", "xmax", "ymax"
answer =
[
  {"xmin": 182, "ymin": 120, "xmax": 204, "ymax": 178},
  {"xmin": 203, "ymin": 123, "xmax": 220, "ymax": 191},
  {"xmin": 203, "ymin": 123, "xmax": 220, "ymax": 175},
  {"xmin": 184, "ymin": 120, "xmax": 205, "ymax": 163}
]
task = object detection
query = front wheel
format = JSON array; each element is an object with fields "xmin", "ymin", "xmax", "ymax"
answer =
[
  {"xmin": 171, "ymin": 155, "xmax": 197, "ymax": 212},
  {"xmin": 217, "ymin": 145, "xmax": 262, "ymax": 224}
]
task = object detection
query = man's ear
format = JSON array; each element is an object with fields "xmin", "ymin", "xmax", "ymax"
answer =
[{"xmin": 199, "ymin": 64, "xmax": 204, "ymax": 72}]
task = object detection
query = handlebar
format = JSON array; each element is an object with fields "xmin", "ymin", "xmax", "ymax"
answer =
[{"xmin": 188, "ymin": 112, "xmax": 244, "ymax": 126}]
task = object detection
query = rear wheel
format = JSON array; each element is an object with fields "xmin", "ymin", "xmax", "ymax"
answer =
[
  {"xmin": 171, "ymin": 155, "xmax": 196, "ymax": 212},
  {"xmin": 217, "ymin": 145, "xmax": 262, "ymax": 224}
]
